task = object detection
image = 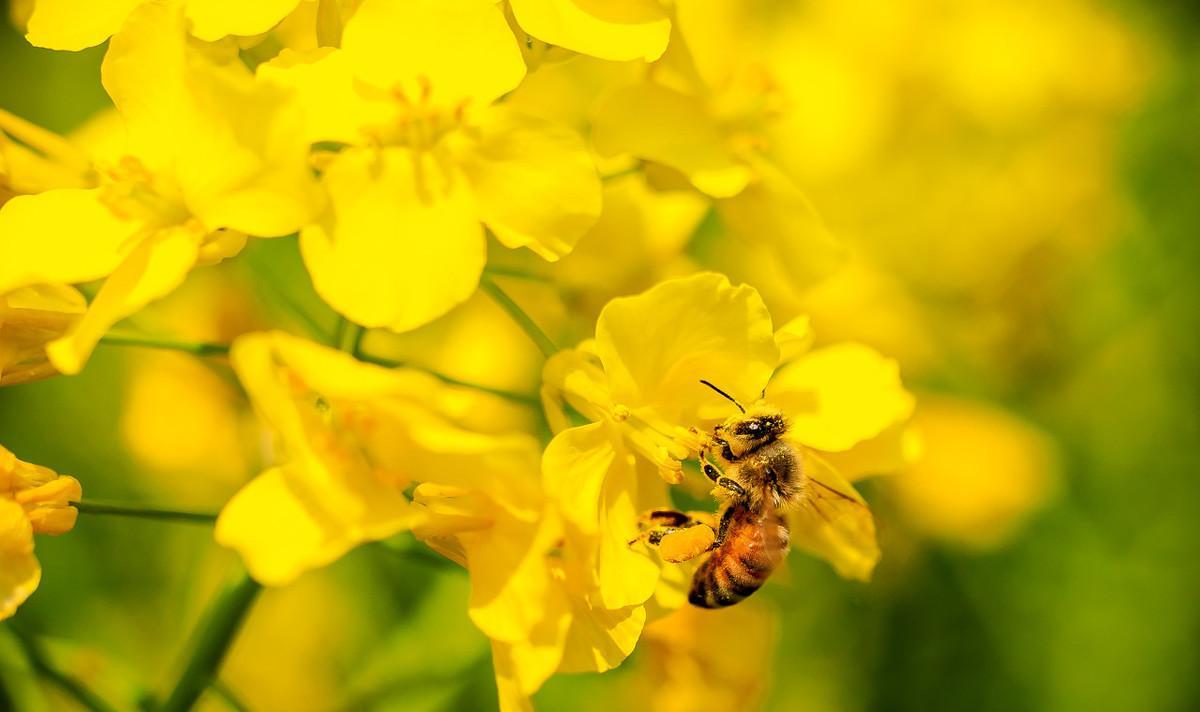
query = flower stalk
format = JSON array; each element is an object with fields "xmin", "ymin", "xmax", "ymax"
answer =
[{"xmin": 159, "ymin": 568, "xmax": 262, "ymax": 712}]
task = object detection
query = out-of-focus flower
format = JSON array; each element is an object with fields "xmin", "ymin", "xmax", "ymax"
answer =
[
  {"xmin": 21, "ymin": 0, "xmax": 304, "ymax": 51},
  {"xmin": 120, "ymin": 271, "xmax": 265, "ymax": 501},
  {"xmin": 504, "ymin": 0, "xmax": 671, "ymax": 63},
  {"xmin": 591, "ymin": 3, "xmax": 844, "ymax": 295},
  {"xmin": 0, "ymin": 2, "xmax": 320, "ymax": 376},
  {"xmin": 622, "ymin": 602, "xmax": 777, "ymax": 712},
  {"xmin": 259, "ymin": 0, "xmax": 599, "ymax": 333},
  {"xmin": 893, "ymin": 395, "xmax": 1059, "ymax": 549},
  {"xmin": 0, "ymin": 108, "xmax": 95, "ymax": 208},
  {"xmin": 1, "ymin": 445, "xmax": 81, "ymax": 620},
  {"xmin": 542, "ymin": 272, "xmax": 914, "ymax": 612},
  {"xmin": 0, "ymin": 284, "xmax": 87, "ymax": 386}
]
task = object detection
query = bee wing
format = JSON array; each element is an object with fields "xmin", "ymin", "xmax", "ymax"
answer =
[{"xmin": 788, "ymin": 449, "xmax": 880, "ymax": 581}]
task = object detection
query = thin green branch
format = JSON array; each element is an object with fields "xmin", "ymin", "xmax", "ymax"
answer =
[
  {"xmin": 160, "ymin": 569, "xmax": 262, "ymax": 712},
  {"xmin": 98, "ymin": 332, "xmax": 230, "ymax": 358},
  {"xmin": 479, "ymin": 275, "xmax": 558, "ymax": 358},
  {"xmin": 341, "ymin": 322, "xmax": 365, "ymax": 357},
  {"xmin": 7, "ymin": 625, "xmax": 121, "ymax": 712},
  {"xmin": 482, "ymin": 265, "xmax": 551, "ymax": 283},
  {"xmin": 211, "ymin": 680, "xmax": 252, "ymax": 712},
  {"xmin": 355, "ymin": 353, "xmax": 539, "ymax": 406},
  {"xmin": 73, "ymin": 500, "xmax": 218, "ymax": 525}
]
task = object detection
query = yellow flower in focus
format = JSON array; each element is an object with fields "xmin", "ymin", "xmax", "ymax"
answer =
[
  {"xmin": 0, "ymin": 445, "xmax": 81, "ymax": 620},
  {"xmin": 22, "ymin": 0, "xmax": 304, "ymax": 50},
  {"xmin": 259, "ymin": 0, "xmax": 601, "ymax": 332},
  {"xmin": 504, "ymin": 0, "xmax": 671, "ymax": 62},
  {"xmin": 894, "ymin": 395, "xmax": 1059, "ymax": 549},
  {"xmin": 0, "ymin": 284, "xmax": 86, "ymax": 386},
  {"xmin": 0, "ymin": 2, "xmax": 320, "ymax": 376},
  {"xmin": 542, "ymin": 273, "xmax": 914, "ymax": 605}
]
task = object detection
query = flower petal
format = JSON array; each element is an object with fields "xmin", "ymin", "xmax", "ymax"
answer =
[
  {"xmin": 456, "ymin": 108, "xmax": 600, "ymax": 261},
  {"xmin": 556, "ymin": 599, "xmax": 645, "ymax": 673},
  {"xmin": 789, "ymin": 451, "xmax": 879, "ymax": 581},
  {"xmin": 543, "ymin": 423, "xmax": 659, "ymax": 609},
  {"xmin": 595, "ymin": 272, "xmax": 778, "ymax": 423},
  {"xmin": 300, "ymin": 147, "xmax": 485, "ymax": 332},
  {"xmin": 592, "ymin": 83, "xmax": 751, "ymax": 198},
  {"xmin": 24, "ymin": 0, "xmax": 141, "ymax": 50},
  {"xmin": 771, "ymin": 342, "xmax": 914, "ymax": 452},
  {"xmin": 258, "ymin": 48, "xmax": 394, "ymax": 145},
  {"xmin": 508, "ymin": 0, "xmax": 670, "ymax": 62},
  {"xmin": 0, "ymin": 189, "xmax": 141, "ymax": 294},
  {"xmin": 342, "ymin": 0, "xmax": 525, "ymax": 107},
  {"xmin": 716, "ymin": 165, "xmax": 845, "ymax": 290},
  {"xmin": 0, "ymin": 499, "xmax": 39, "ymax": 621},
  {"xmin": 106, "ymin": 1, "xmax": 321, "ymax": 235},
  {"xmin": 215, "ymin": 465, "xmax": 414, "ymax": 586},
  {"xmin": 463, "ymin": 511, "xmax": 562, "ymax": 644},
  {"xmin": 185, "ymin": 0, "xmax": 303, "ymax": 42},
  {"xmin": 47, "ymin": 227, "xmax": 201, "ymax": 375}
]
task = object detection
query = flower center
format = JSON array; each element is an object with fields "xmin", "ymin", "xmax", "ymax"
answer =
[
  {"xmin": 546, "ymin": 353, "xmax": 694, "ymax": 483},
  {"xmin": 97, "ymin": 156, "xmax": 190, "ymax": 228},
  {"xmin": 362, "ymin": 76, "xmax": 470, "ymax": 153}
]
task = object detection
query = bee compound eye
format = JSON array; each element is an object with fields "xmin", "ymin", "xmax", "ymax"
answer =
[{"xmin": 749, "ymin": 422, "xmax": 760, "ymax": 431}]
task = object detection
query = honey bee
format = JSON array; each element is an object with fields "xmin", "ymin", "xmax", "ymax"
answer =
[{"xmin": 634, "ymin": 380, "xmax": 872, "ymax": 608}]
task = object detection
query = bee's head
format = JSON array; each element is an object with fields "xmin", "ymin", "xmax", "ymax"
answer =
[
  {"xmin": 719, "ymin": 405, "xmax": 788, "ymax": 449},
  {"xmin": 699, "ymin": 380, "xmax": 787, "ymax": 453}
]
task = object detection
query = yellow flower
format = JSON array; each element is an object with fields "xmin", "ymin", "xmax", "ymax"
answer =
[
  {"xmin": 214, "ymin": 331, "xmax": 640, "ymax": 711},
  {"xmin": 0, "ymin": 284, "xmax": 87, "ymax": 386},
  {"xmin": 23, "ymin": 0, "xmax": 304, "ymax": 50},
  {"xmin": 259, "ymin": 0, "xmax": 601, "ymax": 332},
  {"xmin": 1, "ymin": 445, "xmax": 81, "ymax": 620},
  {"xmin": 0, "ymin": 1, "xmax": 320, "ymax": 376},
  {"xmin": 542, "ymin": 272, "xmax": 914, "ymax": 599},
  {"xmin": 504, "ymin": 0, "xmax": 671, "ymax": 62},
  {"xmin": 894, "ymin": 395, "xmax": 1058, "ymax": 549},
  {"xmin": 590, "ymin": 5, "xmax": 844, "ymax": 293}
]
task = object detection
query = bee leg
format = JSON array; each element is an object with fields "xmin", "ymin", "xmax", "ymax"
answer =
[
  {"xmin": 699, "ymin": 453, "xmax": 724, "ymax": 483},
  {"xmin": 713, "ymin": 504, "xmax": 736, "ymax": 547},
  {"xmin": 630, "ymin": 509, "xmax": 716, "ymax": 547},
  {"xmin": 717, "ymin": 477, "xmax": 746, "ymax": 498}
]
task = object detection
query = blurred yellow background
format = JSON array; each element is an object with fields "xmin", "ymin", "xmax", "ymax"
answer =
[{"xmin": 2, "ymin": 0, "xmax": 1199, "ymax": 710}]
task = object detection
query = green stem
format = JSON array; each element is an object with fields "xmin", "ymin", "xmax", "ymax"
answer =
[
  {"xmin": 341, "ymin": 322, "xmax": 365, "ymax": 357},
  {"xmin": 73, "ymin": 500, "xmax": 218, "ymax": 525},
  {"xmin": 481, "ymin": 265, "xmax": 551, "ymax": 283},
  {"xmin": 479, "ymin": 276, "xmax": 558, "ymax": 358},
  {"xmin": 355, "ymin": 353, "xmax": 538, "ymax": 406},
  {"xmin": 98, "ymin": 333, "xmax": 230, "ymax": 358},
  {"xmin": 7, "ymin": 625, "xmax": 121, "ymax": 712},
  {"xmin": 160, "ymin": 569, "xmax": 262, "ymax": 712},
  {"xmin": 210, "ymin": 680, "xmax": 252, "ymax": 712}
]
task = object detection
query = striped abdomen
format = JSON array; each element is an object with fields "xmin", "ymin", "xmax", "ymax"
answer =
[{"xmin": 688, "ymin": 505, "xmax": 790, "ymax": 609}]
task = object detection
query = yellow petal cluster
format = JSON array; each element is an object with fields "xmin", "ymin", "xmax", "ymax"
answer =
[
  {"xmin": 0, "ymin": 445, "xmax": 81, "ymax": 620},
  {"xmin": 543, "ymin": 272, "xmax": 914, "ymax": 597}
]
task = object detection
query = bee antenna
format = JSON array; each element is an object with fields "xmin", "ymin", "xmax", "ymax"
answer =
[{"xmin": 699, "ymin": 380, "xmax": 745, "ymax": 413}]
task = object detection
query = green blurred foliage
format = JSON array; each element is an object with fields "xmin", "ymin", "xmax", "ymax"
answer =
[{"xmin": 1, "ymin": 1, "xmax": 1199, "ymax": 711}]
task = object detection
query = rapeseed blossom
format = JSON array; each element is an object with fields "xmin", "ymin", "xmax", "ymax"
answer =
[
  {"xmin": 1, "ymin": 445, "xmax": 80, "ymax": 620},
  {"xmin": 542, "ymin": 272, "xmax": 914, "ymax": 609},
  {"xmin": 21, "ymin": 0, "xmax": 304, "ymax": 50},
  {"xmin": 260, "ymin": 0, "xmax": 601, "ymax": 332},
  {"xmin": 0, "ymin": 1, "xmax": 319, "ymax": 375},
  {"xmin": 214, "ymin": 331, "xmax": 646, "ymax": 710}
]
